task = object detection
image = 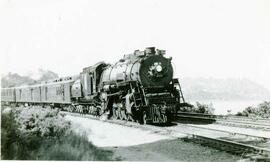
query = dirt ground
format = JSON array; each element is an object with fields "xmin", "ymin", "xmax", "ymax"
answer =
[
  {"xmin": 65, "ymin": 114, "xmax": 244, "ymax": 161},
  {"xmin": 105, "ymin": 138, "xmax": 242, "ymax": 161}
]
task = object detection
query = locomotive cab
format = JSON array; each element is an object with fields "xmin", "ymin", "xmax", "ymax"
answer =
[{"xmin": 79, "ymin": 62, "xmax": 107, "ymax": 100}]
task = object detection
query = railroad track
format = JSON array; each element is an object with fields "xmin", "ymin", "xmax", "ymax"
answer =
[
  {"xmin": 174, "ymin": 123, "xmax": 270, "ymax": 139},
  {"xmin": 177, "ymin": 112, "xmax": 270, "ymax": 131},
  {"xmin": 164, "ymin": 123, "xmax": 270, "ymax": 160},
  {"xmin": 61, "ymin": 111, "xmax": 270, "ymax": 161},
  {"xmin": 184, "ymin": 135, "xmax": 270, "ymax": 161},
  {"xmin": 225, "ymin": 115, "xmax": 270, "ymax": 124},
  {"xmin": 177, "ymin": 112, "xmax": 270, "ymax": 123},
  {"xmin": 215, "ymin": 120, "xmax": 270, "ymax": 131}
]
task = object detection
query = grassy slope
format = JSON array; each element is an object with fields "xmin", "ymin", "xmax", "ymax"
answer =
[{"xmin": 1, "ymin": 107, "xmax": 115, "ymax": 160}]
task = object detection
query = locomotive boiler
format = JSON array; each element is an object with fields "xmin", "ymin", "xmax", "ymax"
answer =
[
  {"xmin": 100, "ymin": 47, "xmax": 173, "ymax": 88},
  {"xmin": 1, "ymin": 47, "xmax": 187, "ymax": 124}
]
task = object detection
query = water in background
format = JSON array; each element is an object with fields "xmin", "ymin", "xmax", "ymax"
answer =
[{"xmin": 187, "ymin": 100, "xmax": 263, "ymax": 115}]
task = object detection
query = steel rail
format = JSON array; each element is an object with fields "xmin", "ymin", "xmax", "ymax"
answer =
[
  {"xmin": 177, "ymin": 123, "xmax": 270, "ymax": 140},
  {"xmin": 177, "ymin": 113, "xmax": 270, "ymax": 130},
  {"xmin": 177, "ymin": 112, "xmax": 270, "ymax": 124},
  {"xmin": 185, "ymin": 134, "xmax": 270, "ymax": 160}
]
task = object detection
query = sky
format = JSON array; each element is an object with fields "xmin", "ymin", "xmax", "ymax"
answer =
[{"xmin": 0, "ymin": 0, "xmax": 270, "ymax": 89}]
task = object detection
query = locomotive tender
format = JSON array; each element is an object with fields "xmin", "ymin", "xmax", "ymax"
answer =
[{"xmin": 1, "ymin": 47, "xmax": 187, "ymax": 124}]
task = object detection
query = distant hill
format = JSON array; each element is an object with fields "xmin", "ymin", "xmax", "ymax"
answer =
[
  {"xmin": 180, "ymin": 77, "xmax": 270, "ymax": 101},
  {"xmin": 1, "ymin": 73, "xmax": 35, "ymax": 88},
  {"xmin": 26, "ymin": 69, "xmax": 59, "ymax": 81},
  {"xmin": 1, "ymin": 69, "xmax": 58, "ymax": 88}
]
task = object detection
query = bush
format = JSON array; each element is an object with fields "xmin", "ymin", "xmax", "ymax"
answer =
[
  {"xmin": 194, "ymin": 102, "xmax": 215, "ymax": 114},
  {"xmin": 13, "ymin": 106, "xmax": 70, "ymax": 137},
  {"xmin": 37, "ymin": 133, "xmax": 114, "ymax": 160},
  {"xmin": 179, "ymin": 102, "xmax": 215, "ymax": 114},
  {"xmin": 1, "ymin": 106, "xmax": 114, "ymax": 160},
  {"xmin": 1, "ymin": 109, "xmax": 21, "ymax": 159},
  {"xmin": 236, "ymin": 101, "xmax": 270, "ymax": 118},
  {"xmin": 256, "ymin": 101, "xmax": 270, "ymax": 118}
]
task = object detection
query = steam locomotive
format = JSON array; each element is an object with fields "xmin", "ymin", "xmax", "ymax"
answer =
[{"xmin": 1, "ymin": 47, "xmax": 187, "ymax": 124}]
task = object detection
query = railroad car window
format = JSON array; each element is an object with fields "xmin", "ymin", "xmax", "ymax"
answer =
[
  {"xmin": 90, "ymin": 75, "xmax": 93, "ymax": 94},
  {"xmin": 56, "ymin": 87, "xmax": 60, "ymax": 95},
  {"xmin": 62, "ymin": 85, "xmax": 65, "ymax": 100},
  {"xmin": 45, "ymin": 87, "xmax": 48, "ymax": 100},
  {"xmin": 31, "ymin": 88, "xmax": 33, "ymax": 100},
  {"xmin": 39, "ymin": 87, "xmax": 42, "ymax": 101},
  {"xmin": 84, "ymin": 74, "xmax": 88, "ymax": 90},
  {"xmin": 19, "ymin": 89, "xmax": 21, "ymax": 99}
]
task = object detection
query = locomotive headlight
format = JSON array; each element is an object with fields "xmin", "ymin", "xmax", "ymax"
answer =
[{"xmin": 156, "ymin": 65, "xmax": 162, "ymax": 72}]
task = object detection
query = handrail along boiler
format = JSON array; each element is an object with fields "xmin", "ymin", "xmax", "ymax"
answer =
[{"xmin": 1, "ymin": 47, "xmax": 187, "ymax": 124}]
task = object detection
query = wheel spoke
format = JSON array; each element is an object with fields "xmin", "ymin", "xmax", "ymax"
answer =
[
  {"xmin": 142, "ymin": 111, "xmax": 147, "ymax": 124},
  {"xmin": 128, "ymin": 114, "xmax": 134, "ymax": 122},
  {"xmin": 121, "ymin": 110, "xmax": 127, "ymax": 120},
  {"xmin": 117, "ymin": 108, "xmax": 121, "ymax": 119},
  {"xmin": 112, "ymin": 107, "xmax": 117, "ymax": 119}
]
